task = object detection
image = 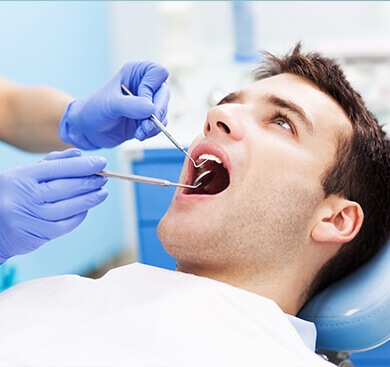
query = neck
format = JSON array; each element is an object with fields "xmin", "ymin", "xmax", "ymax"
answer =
[{"xmin": 176, "ymin": 261, "xmax": 309, "ymax": 315}]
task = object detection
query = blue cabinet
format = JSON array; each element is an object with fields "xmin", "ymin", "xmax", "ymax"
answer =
[{"xmin": 131, "ymin": 148, "xmax": 185, "ymax": 270}]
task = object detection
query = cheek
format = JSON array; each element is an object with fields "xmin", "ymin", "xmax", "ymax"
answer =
[
  {"xmin": 233, "ymin": 172, "xmax": 322, "ymax": 243},
  {"xmin": 248, "ymin": 139, "xmax": 325, "ymax": 193}
]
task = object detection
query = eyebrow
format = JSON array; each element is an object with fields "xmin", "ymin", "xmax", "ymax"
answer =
[
  {"xmin": 216, "ymin": 91, "xmax": 242, "ymax": 105},
  {"xmin": 217, "ymin": 90, "xmax": 315, "ymax": 136},
  {"xmin": 264, "ymin": 94, "xmax": 314, "ymax": 135}
]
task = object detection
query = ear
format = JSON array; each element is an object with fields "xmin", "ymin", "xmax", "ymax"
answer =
[{"xmin": 311, "ymin": 196, "xmax": 364, "ymax": 244}]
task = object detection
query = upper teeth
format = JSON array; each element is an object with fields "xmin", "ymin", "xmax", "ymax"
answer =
[{"xmin": 198, "ymin": 153, "xmax": 222, "ymax": 164}]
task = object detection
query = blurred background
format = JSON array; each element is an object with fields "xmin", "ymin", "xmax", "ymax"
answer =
[{"xmin": 0, "ymin": 1, "xmax": 389, "ymax": 364}]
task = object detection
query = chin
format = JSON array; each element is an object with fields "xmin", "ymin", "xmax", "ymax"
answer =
[
  {"xmin": 157, "ymin": 213, "xmax": 211, "ymax": 264},
  {"xmin": 156, "ymin": 214, "xmax": 179, "ymax": 257}
]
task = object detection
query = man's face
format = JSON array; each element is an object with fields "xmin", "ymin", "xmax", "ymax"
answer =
[{"xmin": 158, "ymin": 73, "xmax": 352, "ymax": 275}]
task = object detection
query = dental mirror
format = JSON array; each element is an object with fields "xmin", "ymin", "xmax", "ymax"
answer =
[{"xmin": 193, "ymin": 170, "xmax": 215, "ymax": 188}]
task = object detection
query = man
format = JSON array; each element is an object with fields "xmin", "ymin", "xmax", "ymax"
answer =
[
  {"xmin": 0, "ymin": 61, "xmax": 169, "ymax": 263},
  {"xmin": 0, "ymin": 45, "xmax": 387, "ymax": 366}
]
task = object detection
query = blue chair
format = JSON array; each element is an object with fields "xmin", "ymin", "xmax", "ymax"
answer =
[{"xmin": 299, "ymin": 239, "xmax": 390, "ymax": 366}]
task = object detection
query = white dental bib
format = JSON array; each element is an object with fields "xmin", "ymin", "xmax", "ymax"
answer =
[{"xmin": 0, "ymin": 263, "xmax": 334, "ymax": 367}]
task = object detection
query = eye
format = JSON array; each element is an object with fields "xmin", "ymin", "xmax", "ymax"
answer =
[
  {"xmin": 271, "ymin": 113, "xmax": 295, "ymax": 134},
  {"xmin": 275, "ymin": 119, "xmax": 293, "ymax": 133}
]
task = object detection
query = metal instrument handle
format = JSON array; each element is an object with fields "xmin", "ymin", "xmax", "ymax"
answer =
[{"xmin": 97, "ymin": 170, "xmax": 199, "ymax": 189}]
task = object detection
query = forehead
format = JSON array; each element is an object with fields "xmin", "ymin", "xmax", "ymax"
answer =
[{"xmin": 242, "ymin": 73, "xmax": 352, "ymax": 138}]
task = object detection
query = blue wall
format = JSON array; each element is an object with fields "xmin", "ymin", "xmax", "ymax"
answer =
[{"xmin": 0, "ymin": 1, "xmax": 124, "ymax": 283}]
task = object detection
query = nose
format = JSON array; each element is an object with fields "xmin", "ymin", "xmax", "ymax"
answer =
[{"xmin": 203, "ymin": 105, "xmax": 245, "ymax": 141}]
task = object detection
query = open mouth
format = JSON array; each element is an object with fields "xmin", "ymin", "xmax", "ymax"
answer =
[{"xmin": 187, "ymin": 153, "xmax": 230, "ymax": 195}]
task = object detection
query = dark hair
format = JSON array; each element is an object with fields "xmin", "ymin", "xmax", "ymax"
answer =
[{"xmin": 253, "ymin": 43, "xmax": 390, "ymax": 300}]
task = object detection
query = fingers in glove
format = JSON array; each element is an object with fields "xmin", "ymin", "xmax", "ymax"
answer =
[
  {"xmin": 32, "ymin": 188, "xmax": 108, "ymax": 221},
  {"xmin": 29, "ymin": 156, "xmax": 107, "ymax": 182},
  {"xmin": 137, "ymin": 63, "xmax": 169, "ymax": 102},
  {"xmin": 136, "ymin": 82, "xmax": 170, "ymax": 140},
  {"xmin": 42, "ymin": 148, "xmax": 81, "ymax": 161},
  {"xmin": 110, "ymin": 95, "xmax": 154, "ymax": 121},
  {"xmin": 134, "ymin": 116, "xmax": 168, "ymax": 141},
  {"xmin": 23, "ymin": 212, "xmax": 88, "ymax": 243},
  {"xmin": 152, "ymin": 83, "xmax": 170, "ymax": 122},
  {"xmin": 39, "ymin": 175, "xmax": 108, "ymax": 203}
]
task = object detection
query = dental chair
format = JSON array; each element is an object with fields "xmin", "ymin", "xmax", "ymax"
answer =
[{"xmin": 299, "ymin": 239, "xmax": 390, "ymax": 366}]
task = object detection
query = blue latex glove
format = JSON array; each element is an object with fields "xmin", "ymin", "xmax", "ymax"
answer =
[
  {"xmin": 0, "ymin": 148, "xmax": 108, "ymax": 264},
  {"xmin": 59, "ymin": 61, "xmax": 170, "ymax": 149}
]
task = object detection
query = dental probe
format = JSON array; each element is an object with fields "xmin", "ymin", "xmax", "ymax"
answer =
[
  {"xmin": 97, "ymin": 169, "xmax": 215, "ymax": 190},
  {"xmin": 40, "ymin": 158, "xmax": 197, "ymax": 188},
  {"xmin": 120, "ymin": 84, "xmax": 208, "ymax": 168},
  {"xmin": 97, "ymin": 170, "xmax": 201, "ymax": 189}
]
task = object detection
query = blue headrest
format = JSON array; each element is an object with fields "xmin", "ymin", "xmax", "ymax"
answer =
[{"xmin": 299, "ymin": 239, "xmax": 390, "ymax": 352}]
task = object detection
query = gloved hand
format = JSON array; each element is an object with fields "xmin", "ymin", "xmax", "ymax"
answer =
[
  {"xmin": 0, "ymin": 148, "xmax": 108, "ymax": 264},
  {"xmin": 59, "ymin": 61, "xmax": 170, "ymax": 149}
]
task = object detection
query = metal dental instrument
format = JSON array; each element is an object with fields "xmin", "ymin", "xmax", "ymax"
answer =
[
  {"xmin": 97, "ymin": 169, "xmax": 215, "ymax": 190},
  {"xmin": 193, "ymin": 170, "xmax": 215, "ymax": 188},
  {"xmin": 121, "ymin": 84, "xmax": 208, "ymax": 168},
  {"xmin": 97, "ymin": 170, "xmax": 202, "ymax": 189}
]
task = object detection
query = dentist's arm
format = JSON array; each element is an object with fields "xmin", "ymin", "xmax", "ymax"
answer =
[
  {"xmin": 0, "ymin": 61, "xmax": 169, "ymax": 262},
  {"xmin": 0, "ymin": 77, "xmax": 72, "ymax": 152},
  {"xmin": 0, "ymin": 61, "xmax": 169, "ymax": 153}
]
